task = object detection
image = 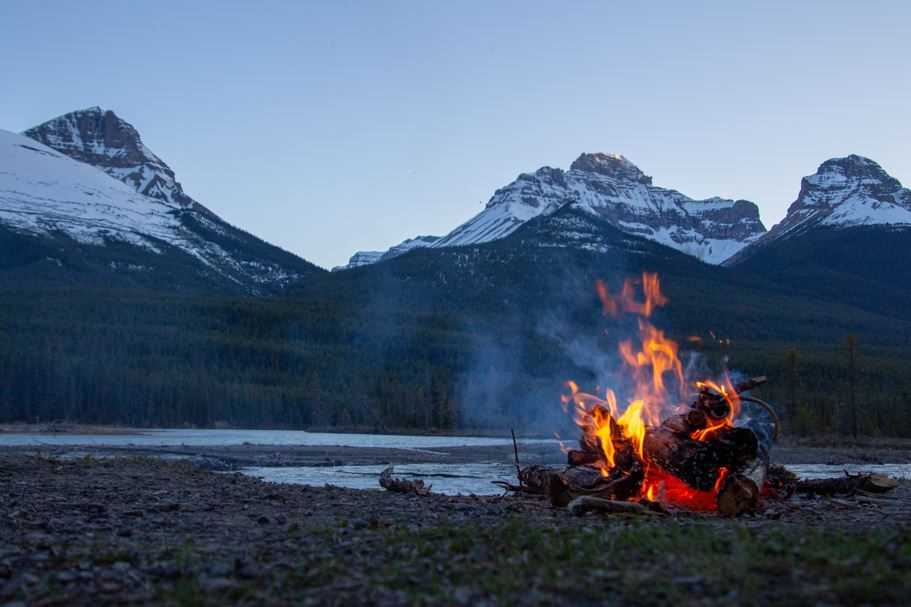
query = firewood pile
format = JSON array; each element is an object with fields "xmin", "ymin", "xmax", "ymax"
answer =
[
  {"xmin": 492, "ymin": 377, "xmax": 898, "ymax": 517},
  {"xmin": 377, "ymin": 272, "xmax": 901, "ymax": 516}
]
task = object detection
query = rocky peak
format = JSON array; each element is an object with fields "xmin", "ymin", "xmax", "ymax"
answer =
[
  {"xmin": 730, "ymin": 156, "xmax": 911, "ymax": 261},
  {"xmin": 569, "ymin": 153, "xmax": 652, "ymax": 185},
  {"xmin": 24, "ymin": 107, "xmax": 145, "ymax": 165},
  {"xmin": 799, "ymin": 155, "xmax": 904, "ymax": 205},
  {"xmin": 23, "ymin": 107, "xmax": 200, "ymax": 209}
]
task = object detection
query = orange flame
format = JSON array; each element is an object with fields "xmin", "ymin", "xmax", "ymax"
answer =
[
  {"xmin": 596, "ymin": 272, "xmax": 668, "ymax": 319},
  {"xmin": 563, "ymin": 273, "xmax": 744, "ymax": 510},
  {"xmin": 691, "ymin": 377, "xmax": 740, "ymax": 441}
]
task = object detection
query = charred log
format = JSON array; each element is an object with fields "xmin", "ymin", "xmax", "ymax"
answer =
[
  {"xmin": 567, "ymin": 449, "xmax": 601, "ymax": 467},
  {"xmin": 795, "ymin": 473, "xmax": 899, "ymax": 496},
  {"xmin": 643, "ymin": 424, "xmax": 759, "ymax": 492},
  {"xmin": 545, "ymin": 462, "xmax": 646, "ymax": 507}
]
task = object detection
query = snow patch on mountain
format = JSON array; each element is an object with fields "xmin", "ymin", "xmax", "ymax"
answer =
[
  {"xmin": 23, "ymin": 107, "xmax": 205, "ymax": 211},
  {"xmin": 1, "ymin": 128, "xmax": 316, "ymax": 289},
  {"xmin": 733, "ymin": 155, "xmax": 911, "ymax": 256},
  {"xmin": 0, "ymin": 129, "xmax": 185, "ymax": 251},
  {"xmin": 335, "ymin": 250, "xmax": 384, "ymax": 271},
  {"xmin": 430, "ymin": 154, "xmax": 765, "ymax": 264},
  {"xmin": 334, "ymin": 235, "xmax": 441, "ymax": 271}
]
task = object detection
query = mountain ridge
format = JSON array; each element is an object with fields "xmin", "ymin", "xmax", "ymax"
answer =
[
  {"xmin": 336, "ymin": 152, "xmax": 767, "ymax": 269},
  {"xmin": 1, "ymin": 108, "xmax": 323, "ymax": 293},
  {"xmin": 727, "ymin": 154, "xmax": 911, "ymax": 265},
  {"xmin": 23, "ymin": 106, "xmax": 208, "ymax": 213}
]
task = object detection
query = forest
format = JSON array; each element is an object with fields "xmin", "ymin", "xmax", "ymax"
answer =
[{"xmin": 1, "ymin": 261, "xmax": 910, "ymax": 438}]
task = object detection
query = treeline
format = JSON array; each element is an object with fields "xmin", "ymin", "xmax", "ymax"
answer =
[
  {"xmin": 0, "ymin": 289, "xmax": 470, "ymax": 430},
  {"xmin": 1, "ymin": 284, "xmax": 911, "ymax": 437},
  {"xmin": 739, "ymin": 341, "xmax": 911, "ymax": 438}
]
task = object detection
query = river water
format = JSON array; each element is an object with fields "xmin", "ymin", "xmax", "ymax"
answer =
[
  {"xmin": 2, "ymin": 430, "xmax": 908, "ymax": 496},
  {"xmin": 0, "ymin": 428, "xmax": 551, "ymax": 449},
  {"xmin": 245, "ymin": 462, "xmax": 911, "ymax": 496}
]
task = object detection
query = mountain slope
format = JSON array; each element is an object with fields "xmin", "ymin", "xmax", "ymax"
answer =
[
  {"xmin": 726, "ymin": 155, "xmax": 911, "ymax": 319},
  {"xmin": 5, "ymin": 108, "xmax": 323, "ymax": 292},
  {"xmin": 735, "ymin": 155, "xmax": 911, "ymax": 254},
  {"xmin": 334, "ymin": 235, "xmax": 441, "ymax": 271},
  {"xmin": 430, "ymin": 153, "xmax": 765, "ymax": 264},
  {"xmin": 2, "ymin": 121, "xmax": 321, "ymax": 292},
  {"xmin": 24, "ymin": 106, "xmax": 203, "ymax": 211},
  {"xmin": 337, "ymin": 153, "xmax": 766, "ymax": 270}
]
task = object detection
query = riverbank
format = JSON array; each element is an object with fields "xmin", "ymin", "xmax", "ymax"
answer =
[
  {"xmin": 1, "ymin": 454, "xmax": 909, "ymax": 606},
  {"xmin": 0, "ymin": 423, "xmax": 140, "ymax": 435},
  {"xmin": 3, "ymin": 440, "xmax": 911, "ymax": 471}
]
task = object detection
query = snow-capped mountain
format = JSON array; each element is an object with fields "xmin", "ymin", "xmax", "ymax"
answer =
[
  {"xmin": 334, "ymin": 235, "xmax": 441, "ymax": 271},
  {"xmin": 735, "ymin": 155, "xmax": 911, "ymax": 255},
  {"xmin": 724, "ymin": 155, "xmax": 911, "ymax": 318},
  {"xmin": 1, "ymin": 129, "xmax": 190, "ymax": 250},
  {"xmin": 1, "ymin": 108, "xmax": 321, "ymax": 292},
  {"xmin": 24, "ymin": 107, "xmax": 204, "ymax": 212},
  {"xmin": 434, "ymin": 153, "xmax": 765, "ymax": 264},
  {"xmin": 337, "ymin": 153, "xmax": 765, "ymax": 269}
]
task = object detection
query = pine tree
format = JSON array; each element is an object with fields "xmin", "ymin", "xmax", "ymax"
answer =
[{"xmin": 847, "ymin": 335, "xmax": 858, "ymax": 439}]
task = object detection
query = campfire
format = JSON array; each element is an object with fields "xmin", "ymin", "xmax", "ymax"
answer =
[
  {"xmin": 380, "ymin": 272, "xmax": 899, "ymax": 514},
  {"xmin": 552, "ymin": 273, "xmax": 778, "ymax": 515},
  {"xmin": 482, "ymin": 273, "xmax": 780, "ymax": 515}
]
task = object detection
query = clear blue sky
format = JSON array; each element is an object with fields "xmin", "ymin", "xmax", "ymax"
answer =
[{"xmin": 2, "ymin": 1, "xmax": 908, "ymax": 269}]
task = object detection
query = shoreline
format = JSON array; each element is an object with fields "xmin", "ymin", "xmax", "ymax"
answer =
[
  {"xmin": 4, "ymin": 423, "xmax": 911, "ymax": 449},
  {"xmin": 2, "ymin": 441, "xmax": 911, "ymax": 471}
]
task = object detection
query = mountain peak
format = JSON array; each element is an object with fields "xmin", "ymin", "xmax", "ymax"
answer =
[
  {"xmin": 799, "ymin": 154, "xmax": 906, "ymax": 207},
  {"xmin": 808, "ymin": 154, "xmax": 900, "ymax": 191},
  {"xmin": 23, "ymin": 107, "xmax": 200, "ymax": 209},
  {"xmin": 570, "ymin": 153, "xmax": 652, "ymax": 185},
  {"xmin": 25, "ymin": 107, "xmax": 144, "ymax": 160},
  {"xmin": 730, "ymin": 155, "xmax": 911, "ymax": 261}
]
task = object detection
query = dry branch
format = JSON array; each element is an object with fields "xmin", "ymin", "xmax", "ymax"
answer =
[{"xmin": 567, "ymin": 496, "xmax": 658, "ymax": 517}]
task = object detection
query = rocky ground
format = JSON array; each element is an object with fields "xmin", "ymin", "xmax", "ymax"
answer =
[{"xmin": 1, "ymin": 452, "xmax": 910, "ymax": 606}]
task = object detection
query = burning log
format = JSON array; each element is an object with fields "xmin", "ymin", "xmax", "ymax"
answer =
[
  {"xmin": 643, "ymin": 423, "xmax": 760, "ymax": 492},
  {"xmin": 567, "ymin": 449, "xmax": 601, "ymax": 467},
  {"xmin": 548, "ymin": 274, "xmax": 782, "ymax": 515},
  {"xmin": 548, "ymin": 465, "xmax": 644, "ymax": 507},
  {"xmin": 379, "ymin": 467, "xmax": 431, "ymax": 496},
  {"xmin": 556, "ymin": 386, "xmax": 770, "ymax": 514}
]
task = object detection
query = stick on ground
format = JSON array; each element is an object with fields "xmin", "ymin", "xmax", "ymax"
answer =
[
  {"xmin": 567, "ymin": 496, "xmax": 659, "ymax": 517},
  {"xmin": 511, "ymin": 428, "xmax": 521, "ymax": 480}
]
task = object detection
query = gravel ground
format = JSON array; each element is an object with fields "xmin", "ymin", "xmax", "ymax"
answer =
[{"xmin": 1, "ymin": 452, "xmax": 910, "ymax": 606}]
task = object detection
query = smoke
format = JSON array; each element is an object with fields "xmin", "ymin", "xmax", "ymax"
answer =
[{"xmin": 454, "ymin": 251, "xmax": 638, "ymax": 435}]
